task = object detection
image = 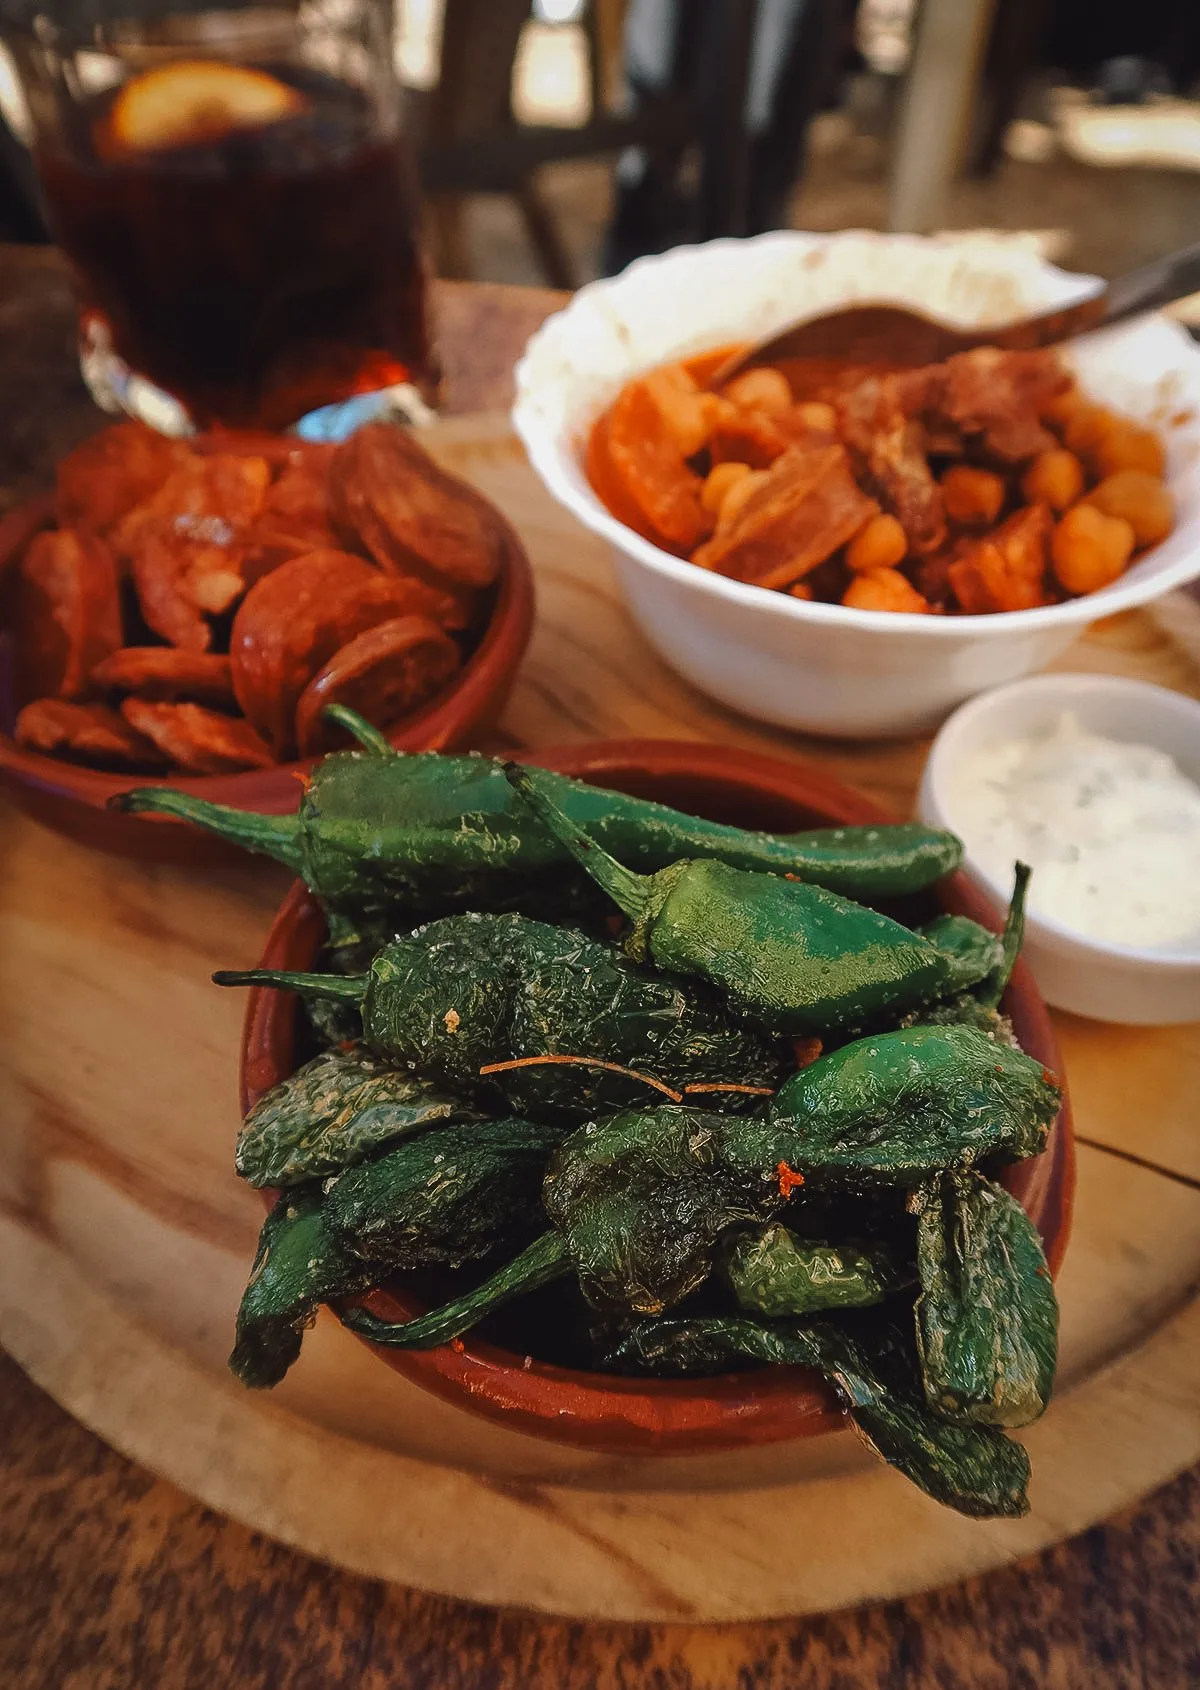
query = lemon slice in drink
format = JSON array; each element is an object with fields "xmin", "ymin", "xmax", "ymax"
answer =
[{"xmin": 103, "ymin": 60, "xmax": 304, "ymax": 155}]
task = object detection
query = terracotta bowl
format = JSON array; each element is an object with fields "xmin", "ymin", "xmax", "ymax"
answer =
[
  {"xmin": 0, "ymin": 436, "xmax": 535, "ymax": 862},
  {"xmin": 239, "ymin": 738, "xmax": 1075, "ymax": 1456}
]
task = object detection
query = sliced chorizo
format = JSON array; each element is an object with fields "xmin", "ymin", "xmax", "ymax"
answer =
[
  {"xmin": 14, "ymin": 697, "xmax": 166, "ymax": 766},
  {"xmin": 55, "ymin": 423, "xmax": 191, "ymax": 535},
  {"xmin": 13, "ymin": 528, "xmax": 123, "ymax": 703},
  {"xmin": 119, "ymin": 698, "xmax": 274, "ymax": 773},
  {"xmin": 328, "ymin": 423, "xmax": 503, "ymax": 589},
  {"xmin": 90, "ymin": 647, "xmax": 235, "ymax": 706},
  {"xmin": 294, "ymin": 615, "xmax": 461, "ymax": 755},
  {"xmin": 229, "ymin": 549, "xmax": 465, "ymax": 757}
]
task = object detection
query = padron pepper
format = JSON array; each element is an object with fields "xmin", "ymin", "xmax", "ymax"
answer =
[
  {"xmin": 341, "ymin": 1105, "xmax": 791, "ymax": 1348},
  {"xmin": 911, "ymin": 1167, "xmax": 1058, "ymax": 1428},
  {"xmin": 216, "ymin": 913, "xmax": 786, "ymax": 1123},
  {"xmin": 324, "ymin": 1117, "xmax": 563, "ymax": 1270},
  {"xmin": 609, "ymin": 1312, "xmax": 1031, "ymax": 1520},
  {"xmin": 115, "ymin": 707, "xmax": 963, "ymax": 941},
  {"xmin": 761, "ymin": 1023, "xmax": 1061, "ymax": 1185},
  {"xmin": 231, "ymin": 1116, "xmax": 562, "ymax": 1387},
  {"xmin": 502, "ymin": 764, "xmax": 996, "ymax": 1037},
  {"xmin": 236, "ymin": 1046, "xmax": 479, "ymax": 1188},
  {"xmin": 230, "ymin": 1187, "xmax": 373, "ymax": 1389},
  {"xmin": 724, "ymin": 1223, "xmax": 911, "ymax": 1317}
]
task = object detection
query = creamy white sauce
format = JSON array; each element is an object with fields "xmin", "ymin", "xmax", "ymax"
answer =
[{"xmin": 944, "ymin": 712, "xmax": 1200, "ymax": 949}]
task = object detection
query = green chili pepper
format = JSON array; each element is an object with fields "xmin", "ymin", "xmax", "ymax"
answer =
[
  {"xmin": 324, "ymin": 1118, "xmax": 562, "ymax": 1270},
  {"xmin": 978, "ymin": 862, "xmax": 1031, "ymax": 1010},
  {"xmin": 215, "ymin": 913, "xmax": 786, "ymax": 1123},
  {"xmin": 609, "ymin": 1312, "xmax": 1031, "ymax": 1519},
  {"xmin": 762, "ymin": 1024, "xmax": 1061, "ymax": 1184},
  {"xmin": 236, "ymin": 1046, "xmax": 479, "ymax": 1189},
  {"xmin": 916, "ymin": 916, "xmax": 1004, "ymax": 984},
  {"xmin": 502, "ymin": 765, "xmax": 991, "ymax": 1037},
  {"xmin": 114, "ymin": 729, "xmax": 962, "ymax": 938},
  {"xmin": 912, "ymin": 1167, "xmax": 1057, "ymax": 1428},
  {"xmin": 333, "ymin": 1105, "xmax": 787, "ymax": 1346},
  {"xmin": 724, "ymin": 1224, "xmax": 910, "ymax": 1317},
  {"xmin": 230, "ymin": 1187, "xmax": 372, "ymax": 1389}
]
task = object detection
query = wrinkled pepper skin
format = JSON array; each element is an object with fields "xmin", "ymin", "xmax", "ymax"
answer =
[
  {"xmin": 609, "ymin": 1313, "xmax": 1031, "ymax": 1519},
  {"xmin": 503, "ymin": 766, "xmax": 989, "ymax": 1036},
  {"xmin": 236, "ymin": 1046, "xmax": 478, "ymax": 1188},
  {"xmin": 324, "ymin": 1117, "xmax": 563, "ymax": 1270},
  {"xmin": 724, "ymin": 1224, "xmax": 910, "ymax": 1317},
  {"xmin": 762, "ymin": 1024, "xmax": 1061, "ymax": 1184},
  {"xmin": 230, "ymin": 1188, "xmax": 372, "ymax": 1389},
  {"xmin": 543, "ymin": 1107, "xmax": 786, "ymax": 1313},
  {"xmin": 217, "ymin": 913, "xmax": 787, "ymax": 1123},
  {"xmin": 912, "ymin": 1168, "xmax": 1058, "ymax": 1427},
  {"xmin": 116, "ymin": 738, "xmax": 963, "ymax": 937}
]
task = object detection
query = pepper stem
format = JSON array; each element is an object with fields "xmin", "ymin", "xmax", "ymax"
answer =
[
  {"xmin": 212, "ymin": 968, "xmax": 368, "ymax": 1003},
  {"xmin": 339, "ymin": 1231, "xmax": 571, "ymax": 1349},
  {"xmin": 323, "ymin": 704, "xmax": 394, "ymax": 756},
  {"xmin": 109, "ymin": 788, "xmax": 302, "ymax": 867},
  {"xmin": 979, "ymin": 861, "xmax": 1031, "ymax": 1010},
  {"xmin": 502, "ymin": 762, "xmax": 651, "ymax": 921}
]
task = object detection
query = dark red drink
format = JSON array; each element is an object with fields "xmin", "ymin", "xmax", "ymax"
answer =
[{"xmin": 35, "ymin": 64, "xmax": 436, "ymax": 431}]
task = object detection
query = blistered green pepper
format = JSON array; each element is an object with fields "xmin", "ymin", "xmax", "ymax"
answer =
[
  {"xmin": 340, "ymin": 1105, "xmax": 787, "ymax": 1347},
  {"xmin": 237, "ymin": 1046, "xmax": 479, "ymax": 1188},
  {"xmin": 609, "ymin": 1312, "xmax": 1031, "ymax": 1519},
  {"xmin": 762, "ymin": 1024, "xmax": 1061, "ymax": 1184},
  {"xmin": 216, "ymin": 913, "xmax": 786, "ymax": 1122},
  {"xmin": 230, "ymin": 1188, "xmax": 372, "ymax": 1389},
  {"xmin": 503, "ymin": 765, "xmax": 993, "ymax": 1037},
  {"xmin": 912, "ymin": 1167, "xmax": 1057, "ymax": 1427},
  {"xmin": 114, "ymin": 711, "xmax": 962, "ymax": 939},
  {"xmin": 325, "ymin": 1118, "xmax": 562, "ymax": 1270},
  {"xmin": 724, "ymin": 1224, "xmax": 910, "ymax": 1317}
]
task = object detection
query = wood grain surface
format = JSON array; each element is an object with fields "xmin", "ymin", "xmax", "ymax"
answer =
[{"xmin": 2, "ymin": 247, "xmax": 1200, "ymax": 1685}]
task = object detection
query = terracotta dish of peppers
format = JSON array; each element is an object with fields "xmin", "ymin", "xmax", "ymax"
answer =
[
  {"xmin": 123, "ymin": 719, "xmax": 1067, "ymax": 1519},
  {"xmin": 1, "ymin": 420, "xmax": 516, "ymax": 775},
  {"xmin": 586, "ymin": 344, "xmax": 1175, "ymax": 614}
]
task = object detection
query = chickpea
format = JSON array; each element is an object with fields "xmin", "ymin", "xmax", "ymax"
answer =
[
  {"xmin": 644, "ymin": 365, "xmax": 717, "ymax": 457},
  {"xmin": 1092, "ymin": 421, "xmax": 1167, "ymax": 480},
  {"xmin": 700, "ymin": 460, "xmax": 752, "ymax": 515},
  {"xmin": 1063, "ymin": 402, "xmax": 1121, "ymax": 457},
  {"xmin": 788, "ymin": 580, "xmax": 815, "ymax": 600},
  {"xmin": 941, "ymin": 465, "xmax": 1006, "ymax": 527},
  {"xmin": 1021, "ymin": 449, "xmax": 1084, "ymax": 513},
  {"xmin": 795, "ymin": 400, "xmax": 838, "ymax": 434},
  {"xmin": 1051, "ymin": 504, "xmax": 1135, "ymax": 596},
  {"xmin": 723, "ymin": 367, "xmax": 793, "ymax": 416},
  {"xmin": 842, "ymin": 568, "xmax": 931, "ymax": 614},
  {"xmin": 1083, "ymin": 470, "xmax": 1174, "ymax": 549},
  {"xmin": 717, "ymin": 468, "xmax": 769, "ymax": 529},
  {"xmin": 846, "ymin": 513, "xmax": 908, "ymax": 573}
]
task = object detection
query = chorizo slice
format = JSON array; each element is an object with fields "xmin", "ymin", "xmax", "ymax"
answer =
[
  {"xmin": 13, "ymin": 528, "xmax": 123, "ymax": 703},
  {"xmin": 119, "ymin": 698, "xmax": 274, "ymax": 773},
  {"xmin": 328, "ymin": 423, "xmax": 504, "ymax": 589},
  {"xmin": 229, "ymin": 549, "xmax": 463, "ymax": 758},
  {"xmin": 90, "ymin": 647, "xmax": 235, "ymax": 706},
  {"xmin": 56, "ymin": 423, "xmax": 191, "ymax": 535},
  {"xmin": 294, "ymin": 615, "xmax": 461, "ymax": 755},
  {"xmin": 14, "ymin": 698, "xmax": 167, "ymax": 766}
]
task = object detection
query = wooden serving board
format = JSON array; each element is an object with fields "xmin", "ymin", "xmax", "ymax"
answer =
[{"xmin": 2, "ymin": 414, "xmax": 1200, "ymax": 1623}]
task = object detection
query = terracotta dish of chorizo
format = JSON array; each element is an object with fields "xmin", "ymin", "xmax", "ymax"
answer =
[{"xmin": 4, "ymin": 417, "xmax": 521, "ymax": 779}]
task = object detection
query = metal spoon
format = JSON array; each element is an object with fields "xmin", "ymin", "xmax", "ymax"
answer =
[{"xmin": 706, "ymin": 238, "xmax": 1200, "ymax": 388}]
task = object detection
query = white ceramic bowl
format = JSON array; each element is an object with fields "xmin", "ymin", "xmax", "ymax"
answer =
[
  {"xmin": 918, "ymin": 672, "xmax": 1200, "ymax": 1024},
  {"xmin": 512, "ymin": 231, "xmax": 1200, "ymax": 739}
]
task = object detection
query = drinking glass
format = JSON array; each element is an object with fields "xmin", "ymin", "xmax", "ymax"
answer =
[{"xmin": 4, "ymin": 0, "xmax": 438, "ymax": 432}]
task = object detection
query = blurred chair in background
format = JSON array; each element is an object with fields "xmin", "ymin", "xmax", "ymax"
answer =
[{"xmin": 603, "ymin": 0, "xmax": 859, "ymax": 274}]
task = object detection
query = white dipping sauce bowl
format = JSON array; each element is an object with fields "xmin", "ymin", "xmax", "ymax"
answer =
[
  {"xmin": 918, "ymin": 673, "xmax": 1200, "ymax": 1023},
  {"xmin": 512, "ymin": 230, "xmax": 1200, "ymax": 739}
]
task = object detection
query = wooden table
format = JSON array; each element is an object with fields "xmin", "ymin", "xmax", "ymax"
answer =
[{"xmin": 1, "ymin": 245, "xmax": 1198, "ymax": 1688}]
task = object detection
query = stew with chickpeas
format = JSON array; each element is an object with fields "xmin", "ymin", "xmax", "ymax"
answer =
[{"xmin": 585, "ymin": 342, "xmax": 1175, "ymax": 616}]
